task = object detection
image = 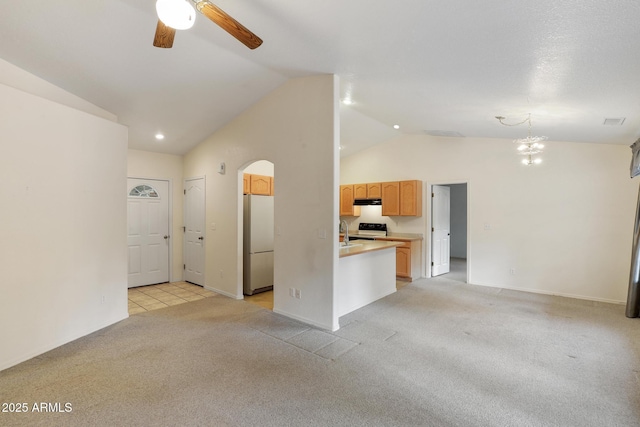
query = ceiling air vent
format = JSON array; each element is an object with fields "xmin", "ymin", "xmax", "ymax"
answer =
[
  {"xmin": 424, "ymin": 130, "xmax": 465, "ymax": 137},
  {"xmin": 603, "ymin": 117, "xmax": 626, "ymax": 126}
]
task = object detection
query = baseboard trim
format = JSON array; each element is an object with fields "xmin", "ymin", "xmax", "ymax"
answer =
[
  {"xmin": 0, "ymin": 311, "xmax": 128, "ymax": 372},
  {"xmin": 205, "ymin": 286, "xmax": 242, "ymax": 300},
  {"xmin": 471, "ymin": 281, "xmax": 625, "ymax": 305},
  {"xmin": 272, "ymin": 308, "xmax": 334, "ymax": 331}
]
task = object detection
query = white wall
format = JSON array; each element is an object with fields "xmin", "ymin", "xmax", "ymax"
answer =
[
  {"xmin": 127, "ymin": 149, "xmax": 184, "ymax": 282},
  {"xmin": 244, "ymin": 160, "xmax": 274, "ymax": 176},
  {"xmin": 341, "ymin": 134, "xmax": 638, "ymax": 303},
  {"xmin": 0, "ymin": 81, "xmax": 128, "ymax": 371},
  {"xmin": 184, "ymin": 75, "xmax": 340, "ymax": 330},
  {"xmin": 0, "ymin": 58, "xmax": 117, "ymax": 123}
]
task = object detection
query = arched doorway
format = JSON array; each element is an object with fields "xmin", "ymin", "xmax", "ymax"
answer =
[{"xmin": 241, "ymin": 160, "xmax": 275, "ymax": 310}]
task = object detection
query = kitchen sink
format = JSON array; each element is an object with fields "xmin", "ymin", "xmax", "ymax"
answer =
[{"xmin": 339, "ymin": 242, "xmax": 362, "ymax": 248}]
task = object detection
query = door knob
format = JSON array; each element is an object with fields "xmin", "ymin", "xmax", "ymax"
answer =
[
  {"xmin": 198, "ymin": 236, "xmax": 204, "ymax": 240},
  {"xmin": 164, "ymin": 235, "xmax": 169, "ymax": 240}
]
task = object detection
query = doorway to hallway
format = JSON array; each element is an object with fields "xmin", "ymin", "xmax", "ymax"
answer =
[{"xmin": 430, "ymin": 182, "xmax": 468, "ymax": 283}]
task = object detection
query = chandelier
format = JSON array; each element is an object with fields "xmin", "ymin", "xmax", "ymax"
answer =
[{"xmin": 496, "ymin": 114, "xmax": 547, "ymax": 165}]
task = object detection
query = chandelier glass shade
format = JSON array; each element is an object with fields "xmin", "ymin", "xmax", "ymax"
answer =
[
  {"xmin": 156, "ymin": 0, "xmax": 196, "ymax": 30},
  {"xmin": 496, "ymin": 114, "xmax": 546, "ymax": 166}
]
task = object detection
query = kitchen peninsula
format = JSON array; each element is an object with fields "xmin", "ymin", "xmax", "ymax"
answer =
[{"xmin": 338, "ymin": 240, "xmax": 402, "ymax": 317}]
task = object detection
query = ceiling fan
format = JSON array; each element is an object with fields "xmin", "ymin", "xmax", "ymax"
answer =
[{"xmin": 153, "ymin": 0, "xmax": 263, "ymax": 50}]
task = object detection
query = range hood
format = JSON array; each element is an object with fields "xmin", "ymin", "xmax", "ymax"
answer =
[{"xmin": 353, "ymin": 198, "xmax": 382, "ymax": 206}]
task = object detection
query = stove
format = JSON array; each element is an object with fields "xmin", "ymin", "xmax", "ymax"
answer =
[{"xmin": 352, "ymin": 223, "xmax": 387, "ymax": 239}]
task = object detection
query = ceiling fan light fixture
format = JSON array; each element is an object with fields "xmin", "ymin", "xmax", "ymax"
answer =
[{"xmin": 156, "ymin": 0, "xmax": 196, "ymax": 30}]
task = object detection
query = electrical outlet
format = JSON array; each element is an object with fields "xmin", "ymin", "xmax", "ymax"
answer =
[
  {"xmin": 295, "ymin": 289, "xmax": 301, "ymax": 299},
  {"xmin": 220, "ymin": 269, "xmax": 224, "ymax": 278},
  {"xmin": 289, "ymin": 288, "xmax": 295, "ymax": 297},
  {"xmin": 510, "ymin": 267, "xmax": 516, "ymax": 275}
]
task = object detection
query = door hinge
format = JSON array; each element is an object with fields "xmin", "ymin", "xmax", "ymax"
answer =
[
  {"xmin": 184, "ymin": 189, "xmax": 186, "ymax": 195},
  {"xmin": 183, "ymin": 264, "xmax": 186, "ymax": 270},
  {"xmin": 432, "ymin": 227, "xmax": 434, "ymax": 232},
  {"xmin": 431, "ymin": 261, "xmax": 434, "ymax": 266},
  {"xmin": 431, "ymin": 192, "xmax": 434, "ymax": 197},
  {"xmin": 183, "ymin": 226, "xmax": 186, "ymax": 232}
]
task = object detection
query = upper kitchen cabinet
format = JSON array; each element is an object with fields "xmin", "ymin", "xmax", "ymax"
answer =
[
  {"xmin": 243, "ymin": 174, "xmax": 250, "ymax": 194},
  {"xmin": 367, "ymin": 183, "xmax": 382, "ymax": 198},
  {"xmin": 354, "ymin": 183, "xmax": 367, "ymax": 199},
  {"xmin": 381, "ymin": 182, "xmax": 400, "ymax": 216},
  {"xmin": 244, "ymin": 174, "xmax": 273, "ymax": 195},
  {"xmin": 399, "ymin": 180, "xmax": 422, "ymax": 216},
  {"xmin": 381, "ymin": 180, "xmax": 422, "ymax": 217},
  {"xmin": 340, "ymin": 185, "xmax": 361, "ymax": 216}
]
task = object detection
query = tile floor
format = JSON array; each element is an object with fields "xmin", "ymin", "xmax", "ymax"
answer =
[
  {"xmin": 130, "ymin": 279, "xmax": 415, "ymax": 315},
  {"xmin": 244, "ymin": 290, "xmax": 274, "ymax": 310},
  {"xmin": 128, "ymin": 281, "xmax": 218, "ymax": 315}
]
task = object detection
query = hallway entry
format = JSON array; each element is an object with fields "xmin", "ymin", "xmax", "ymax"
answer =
[{"xmin": 430, "ymin": 182, "xmax": 468, "ymax": 283}]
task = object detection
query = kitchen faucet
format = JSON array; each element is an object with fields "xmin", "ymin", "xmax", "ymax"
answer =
[{"xmin": 340, "ymin": 220, "xmax": 349, "ymax": 245}]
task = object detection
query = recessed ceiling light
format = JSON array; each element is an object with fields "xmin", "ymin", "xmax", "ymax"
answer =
[
  {"xmin": 393, "ymin": 124, "xmax": 400, "ymax": 129},
  {"xmin": 155, "ymin": 133, "xmax": 165, "ymax": 140}
]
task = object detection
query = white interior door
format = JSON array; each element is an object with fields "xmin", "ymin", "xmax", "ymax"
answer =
[
  {"xmin": 127, "ymin": 179, "xmax": 170, "ymax": 288},
  {"xmin": 184, "ymin": 177, "xmax": 205, "ymax": 286},
  {"xmin": 432, "ymin": 185, "xmax": 451, "ymax": 276}
]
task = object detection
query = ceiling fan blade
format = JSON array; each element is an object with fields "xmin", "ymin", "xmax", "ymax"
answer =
[
  {"xmin": 196, "ymin": 1, "xmax": 263, "ymax": 49},
  {"xmin": 153, "ymin": 19, "xmax": 176, "ymax": 48}
]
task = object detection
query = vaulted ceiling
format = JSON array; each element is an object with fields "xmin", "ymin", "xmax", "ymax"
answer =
[{"xmin": 2, "ymin": 0, "xmax": 639, "ymax": 157}]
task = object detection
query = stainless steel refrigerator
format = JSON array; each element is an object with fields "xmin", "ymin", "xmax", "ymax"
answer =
[{"xmin": 243, "ymin": 194, "xmax": 274, "ymax": 295}]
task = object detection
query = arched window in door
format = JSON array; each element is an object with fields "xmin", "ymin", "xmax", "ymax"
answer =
[{"xmin": 128, "ymin": 184, "xmax": 159, "ymax": 198}]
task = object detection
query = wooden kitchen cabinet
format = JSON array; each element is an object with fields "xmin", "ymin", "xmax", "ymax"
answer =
[
  {"xmin": 396, "ymin": 245, "xmax": 411, "ymax": 278},
  {"xmin": 399, "ymin": 180, "xmax": 422, "ymax": 216},
  {"xmin": 376, "ymin": 237, "xmax": 422, "ymax": 280},
  {"xmin": 341, "ymin": 179, "xmax": 421, "ymax": 216},
  {"xmin": 340, "ymin": 185, "xmax": 361, "ymax": 216},
  {"xmin": 381, "ymin": 181, "xmax": 400, "ymax": 216},
  {"xmin": 367, "ymin": 183, "xmax": 382, "ymax": 198},
  {"xmin": 243, "ymin": 174, "xmax": 273, "ymax": 196},
  {"xmin": 354, "ymin": 183, "xmax": 367, "ymax": 199},
  {"xmin": 243, "ymin": 174, "xmax": 251, "ymax": 194},
  {"xmin": 250, "ymin": 174, "xmax": 272, "ymax": 195}
]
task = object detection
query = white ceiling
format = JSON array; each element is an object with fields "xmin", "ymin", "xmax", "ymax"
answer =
[{"xmin": 2, "ymin": 0, "xmax": 640, "ymax": 156}]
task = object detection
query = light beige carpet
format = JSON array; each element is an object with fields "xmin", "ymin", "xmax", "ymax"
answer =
[{"xmin": 1, "ymin": 276, "xmax": 639, "ymax": 426}]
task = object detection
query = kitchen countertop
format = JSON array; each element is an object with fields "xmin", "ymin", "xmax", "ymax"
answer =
[
  {"xmin": 339, "ymin": 240, "xmax": 404, "ymax": 258},
  {"xmin": 378, "ymin": 232, "xmax": 423, "ymax": 241},
  {"xmin": 340, "ymin": 232, "xmax": 423, "ymax": 241}
]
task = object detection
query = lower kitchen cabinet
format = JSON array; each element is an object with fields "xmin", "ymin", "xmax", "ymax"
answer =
[
  {"xmin": 378, "ymin": 237, "xmax": 422, "ymax": 280},
  {"xmin": 396, "ymin": 245, "xmax": 411, "ymax": 278}
]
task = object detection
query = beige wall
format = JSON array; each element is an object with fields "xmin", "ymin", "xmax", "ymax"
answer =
[
  {"xmin": 184, "ymin": 75, "xmax": 340, "ymax": 330},
  {"xmin": 0, "ymin": 79, "xmax": 128, "ymax": 371},
  {"xmin": 0, "ymin": 58, "xmax": 117, "ymax": 122},
  {"xmin": 341, "ymin": 134, "xmax": 638, "ymax": 303},
  {"xmin": 127, "ymin": 149, "xmax": 184, "ymax": 282}
]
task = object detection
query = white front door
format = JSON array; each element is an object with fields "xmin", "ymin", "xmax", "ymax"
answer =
[
  {"xmin": 184, "ymin": 177, "xmax": 205, "ymax": 286},
  {"xmin": 127, "ymin": 179, "xmax": 170, "ymax": 288},
  {"xmin": 431, "ymin": 185, "xmax": 451, "ymax": 276}
]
